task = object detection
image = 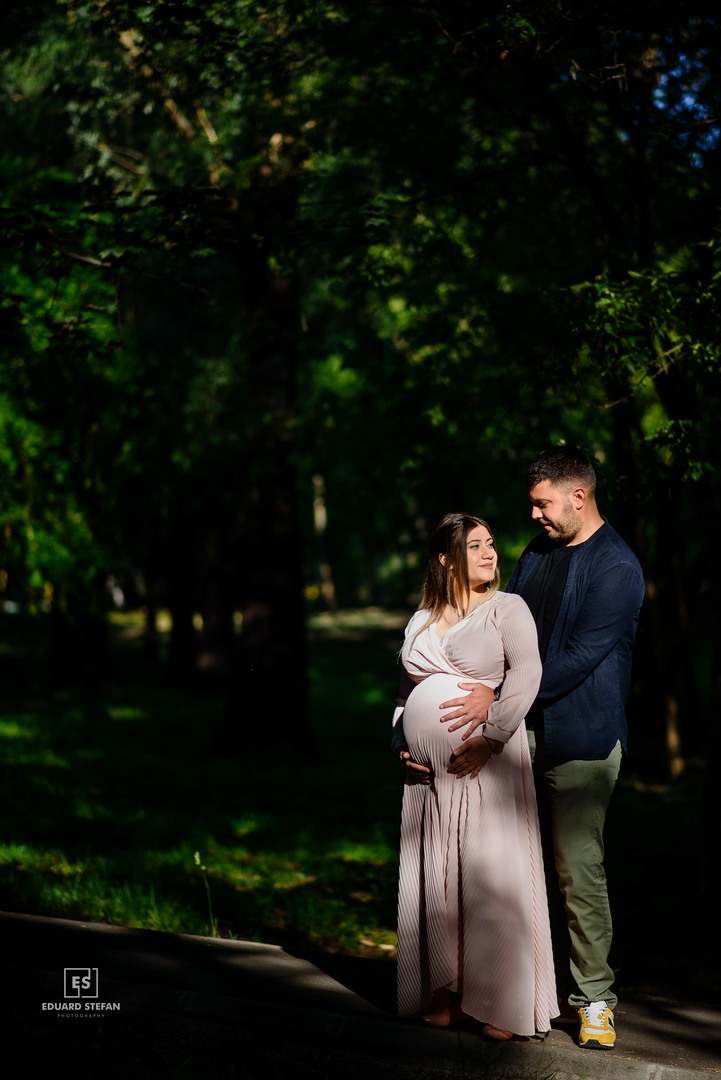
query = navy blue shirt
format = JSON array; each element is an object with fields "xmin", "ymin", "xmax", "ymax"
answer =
[
  {"xmin": 518, "ymin": 543, "xmax": 574, "ymax": 731},
  {"xmin": 507, "ymin": 521, "xmax": 644, "ymax": 764}
]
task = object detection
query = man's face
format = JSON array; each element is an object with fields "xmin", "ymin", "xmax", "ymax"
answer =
[{"xmin": 528, "ymin": 480, "xmax": 581, "ymax": 543}]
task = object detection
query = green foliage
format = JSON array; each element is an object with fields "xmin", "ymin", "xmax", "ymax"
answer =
[
  {"xmin": 1, "ymin": 1, "xmax": 720, "ymax": 754},
  {"xmin": 562, "ymin": 237, "xmax": 721, "ymax": 500}
]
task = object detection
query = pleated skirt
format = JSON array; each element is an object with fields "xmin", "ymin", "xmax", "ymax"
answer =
[{"xmin": 397, "ymin": 673, "xmax": 557, "ymax": 1036}]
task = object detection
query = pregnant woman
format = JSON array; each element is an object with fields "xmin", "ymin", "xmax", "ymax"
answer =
[{"xmin": 391, "ymin": 512, "xmax": 557, "ymax": 1040}]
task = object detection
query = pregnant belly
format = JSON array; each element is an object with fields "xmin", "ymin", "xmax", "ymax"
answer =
[{"xmin": 403, "ymin": 673, "xmax": 480, "ymax": 771}]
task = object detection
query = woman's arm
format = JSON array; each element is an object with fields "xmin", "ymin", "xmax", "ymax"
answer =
[
  {"xmin": 483, "ymin": 595, "xmax": 542, "ymax": 745},
  {"xmin": 444, "ymin": 596, "xmax": 542, "ymax": 744},
  {"xmin": 391, "ymin": 665, "xmax": 431, "ymax": 783}
]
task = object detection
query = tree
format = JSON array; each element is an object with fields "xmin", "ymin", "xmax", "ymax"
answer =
[{"xmin": 1, "ymin": 3, "xmax": 720, "ymax": 785}]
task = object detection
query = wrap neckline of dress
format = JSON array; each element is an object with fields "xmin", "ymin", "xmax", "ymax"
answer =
[{"xmin": 434, "ymin": 598, "xmax": 493, "ymax": 642}]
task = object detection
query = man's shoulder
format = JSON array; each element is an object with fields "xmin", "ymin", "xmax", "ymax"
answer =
[
  {"xmin": 516, "ymin": 523, "xmax": 643, "ymax": 577},
  {"xmin": 589, "ymin": 522, "xmax": 643, "ymax": 570}
]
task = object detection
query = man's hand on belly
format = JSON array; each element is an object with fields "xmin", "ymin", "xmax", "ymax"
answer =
[{"xmin": 439, "ymin": 683, "xmax": 495, "ymax": 739}]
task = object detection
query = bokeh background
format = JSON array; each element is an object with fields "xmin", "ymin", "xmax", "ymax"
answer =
[{"xmin": 1, "ymin": 1, "xmax": 719, "ymax": 1002}]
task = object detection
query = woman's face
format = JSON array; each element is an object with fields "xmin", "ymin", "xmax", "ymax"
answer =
[{"xmin": 465, "ymin": 524, "xmax": 497, "ymax": 591}]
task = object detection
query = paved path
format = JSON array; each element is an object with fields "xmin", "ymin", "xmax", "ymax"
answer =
[{"xmin": 2, "ymin": 911, "xmax": 720, "ymax": 1079}]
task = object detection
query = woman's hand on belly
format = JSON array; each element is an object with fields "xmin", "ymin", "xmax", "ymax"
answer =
[
  {"xmin": 399, "ymin": 749, "xmax": 432, "ymax": 785},
  {"xmin": 446, "ymin": 736, "xmax": 494, "ymax": 779}
]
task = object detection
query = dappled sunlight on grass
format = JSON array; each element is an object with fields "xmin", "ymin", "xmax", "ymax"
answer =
[
  {"xmin": 8, "ymin": 745, "xmax": 71, "ymax": 769},
  {"xmin": 331, "ymin": 842, "xmax": 395, "ymax": 864},
  {"xmin": 0, "ymin": 609, "xmax": 714, "ymax": 992},
  {"xmin": 229, "ymin": 814, "xmax": 275, "ymax": 838},
  {"xmin": 0, "ymin": 614, "xmax": 404, "ymax": 955},
  {"xmin": 272, "ymin": 871, "xmax": 318, "ymax": 890},
  {"xmin": 106, "ymin": 705, "xmax": 150, "ymax": 722},
  {"xmin": 0, "ymin": 844, "xmax": 82, "ymax": 877},
  {"xmin": 308, "ymin": 607, "xmax": 409, "ymax": 635},
  {"xmin": 0, "ymin": 719, "xmax": 35, "ymax": 740},
  {"xmin": 2, "ymin": 609, "xmax": 706, "ymax": 978}
]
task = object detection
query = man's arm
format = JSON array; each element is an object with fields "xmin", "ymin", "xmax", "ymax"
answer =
[{"xmin": 537, "ymin": 560, "xmax": 644, "ymax": 701}]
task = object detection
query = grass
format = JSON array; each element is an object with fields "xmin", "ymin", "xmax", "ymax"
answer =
[
  {"xmin": 0, "ymin": 608, "xmax": 406, "ymax": 959},
  {"xmin": 0, "ymin": 607, "xmax": 716, "ymax": 1000}
]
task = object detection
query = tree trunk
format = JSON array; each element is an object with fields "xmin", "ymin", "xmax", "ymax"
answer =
[
  {"xmin": 47, "ymin": 579, "xmax": 113, "ymax": 690},
  {"xmin": 217, "ymin": 258, "xmax": 311, "ymax": 754},
  {"xmin": 164, "ymin": 522, "xmax": 198, "ymax": 685}
]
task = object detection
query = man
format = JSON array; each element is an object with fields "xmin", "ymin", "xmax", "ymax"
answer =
[{"xmin": 435, "ymin": 446, "xmax": 645, "ymax": 1050}]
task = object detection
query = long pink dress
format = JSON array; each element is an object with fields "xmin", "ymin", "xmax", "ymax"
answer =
[{"xmin": 393, "ymin": 591, "xmax": 557, "ymax": 1036}]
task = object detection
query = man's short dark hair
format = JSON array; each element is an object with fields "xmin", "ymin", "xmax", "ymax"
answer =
[{"xmin": 525, "ymin": 446, "xmax": 597, "ymax": 495}]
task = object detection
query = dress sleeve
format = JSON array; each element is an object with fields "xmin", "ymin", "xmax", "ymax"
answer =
[{"xmin": 483, "ymin": 595, "xmax": 542, "ymax": 745}]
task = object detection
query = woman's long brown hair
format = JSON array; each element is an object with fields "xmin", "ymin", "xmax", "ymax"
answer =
[{"xmin": 419, "ymin": 511, "xmax": 500, "ymax": 623}]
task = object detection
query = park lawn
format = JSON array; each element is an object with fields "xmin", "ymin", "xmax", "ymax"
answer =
[
  {"xmin": 0, "ymin": 608, "xmax": 709, "ymax": 998},
  {"xmin": 0, "ymin": 609, "xmax": 405, "ymax": 958}
]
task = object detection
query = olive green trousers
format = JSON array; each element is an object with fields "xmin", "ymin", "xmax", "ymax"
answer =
[{"xmin": 528, "ymin": 731, "xmax": 622, "ymax": 1010}]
